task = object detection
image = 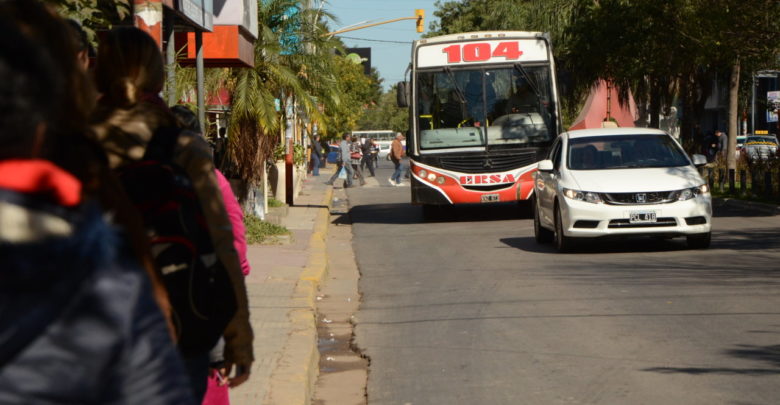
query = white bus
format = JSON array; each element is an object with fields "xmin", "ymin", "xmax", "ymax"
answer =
[
  {"xmin": 397, "ymin": 31, "xmax": 562, "ymax": 215},
  {"xmin": 351, "ymin": 130, "xmax": 397, "ymax": 160}
]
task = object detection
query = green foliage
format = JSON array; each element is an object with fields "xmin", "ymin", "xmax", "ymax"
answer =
[
  {"xmin": 357, "ymin": 85, "xmax": 409, "ymax": 133},
  {"xmin": 267, "ymin": 197, "xmax": 285, "ymax": 208},
  {"xmin": 244, "ymin": 214, "xmax": 290, "ymax": 244},
  {"xmin": 48, "ymin": 0, "xmax": 131, "ymax": 45}
]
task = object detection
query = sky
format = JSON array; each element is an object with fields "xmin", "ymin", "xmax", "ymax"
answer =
[{"xmin": 324, "ymin": 0, "xmax": 440, "ymax": 91}]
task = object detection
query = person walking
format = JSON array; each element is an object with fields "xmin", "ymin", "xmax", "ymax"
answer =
[
  {"xmin": 0, "ymin": 12, "xmax": 195, "ymax": 404},
  {"xmin": 360, "ymin": 137, "xmax": 375, "ymax": 177},
  {"xmin": 351, "ymin": 138, "xmax": 367, "ymax": 186},
  {"xmin": 311, "ymin": 135, "xmax": 323, "ymax": 176},
  {"xmin": 325, "ymin": 134, "xmax": 354, "ymax": 188},
  {"xmin": 389, "ymin": 132, "xmax": 406, "ymax": 186}
]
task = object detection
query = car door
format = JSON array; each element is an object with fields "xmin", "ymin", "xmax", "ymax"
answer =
[{"xmin": 537, "ymin": 137, "xmax": 563, "ymax": 226}]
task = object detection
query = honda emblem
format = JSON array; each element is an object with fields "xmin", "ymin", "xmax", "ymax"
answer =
[{"xmin": 636, "ymin": 193, "xmax": 647, "ymax": 203}]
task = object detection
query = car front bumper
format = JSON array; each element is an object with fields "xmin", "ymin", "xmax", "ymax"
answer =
[{"xmin": 559, "ymin": 195, "xmax": 712, "ymax": 238}]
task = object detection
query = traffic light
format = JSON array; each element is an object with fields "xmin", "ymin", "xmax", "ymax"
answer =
[{"xmin": 415, "ymin": 9, "xmax": 425, "ymax": 33}]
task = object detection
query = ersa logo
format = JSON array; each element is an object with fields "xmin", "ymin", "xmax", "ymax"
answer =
[{"xmin": 460, "ymin": 174, "xmax": 516, "ymax": 185}]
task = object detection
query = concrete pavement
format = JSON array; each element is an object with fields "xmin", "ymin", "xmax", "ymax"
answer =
[{"xmin": 229, "ymin": 168, "xmax": 334, "ymax": 405}]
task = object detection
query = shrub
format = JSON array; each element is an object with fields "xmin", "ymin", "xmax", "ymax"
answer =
[
  {"xmin": 267, "ymin": 197, "xmax": 285, "ymax": 207},
  {"xmin": 244, "ymin": 214, "xmax": 290, "ymax": 244}
]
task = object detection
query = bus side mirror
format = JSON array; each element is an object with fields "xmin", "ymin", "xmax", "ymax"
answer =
[
  {"xmin": 537, "ymin": 160, "xmax": 554, "ymax": 172},
  {"xmin": 397, "ymin": 81, "xmax": 409, "ymax": 108}
]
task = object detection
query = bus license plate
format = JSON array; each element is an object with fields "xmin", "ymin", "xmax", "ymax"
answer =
[
  {"xmin": 481, "ymin": 193, "xmax": 500, "ymax": 203},
  {"xmin": 629, "ymin": 211, "xmax": 657, "ymax": 223}
]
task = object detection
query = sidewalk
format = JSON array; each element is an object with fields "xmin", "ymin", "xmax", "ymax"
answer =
[{"xmin": 230, "ymin": 168, "xmax": 334, "ymax": 405}]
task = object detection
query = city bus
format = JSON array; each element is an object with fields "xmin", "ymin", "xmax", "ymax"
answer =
[{"xmin": 397, "ymin": 31, "xmax": 562, "ymax": 215}]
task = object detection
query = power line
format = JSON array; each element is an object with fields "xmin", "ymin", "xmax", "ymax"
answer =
[{"xmin": 337, "ymin": 35, "xmax": 412, "ymax": 44}]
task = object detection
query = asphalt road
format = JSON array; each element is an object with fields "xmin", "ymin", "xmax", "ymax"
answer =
[{"xmin": 345, "ymin": 164, "xmax": 780, "ymax": 405}]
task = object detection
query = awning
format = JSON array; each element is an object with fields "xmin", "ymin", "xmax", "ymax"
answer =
[{"xmin": 569, "ymin": 80, "xmax": 638, "ymax": 130}]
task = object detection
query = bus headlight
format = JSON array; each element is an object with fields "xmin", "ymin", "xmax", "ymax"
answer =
[
  {"xmin": 418, "ymin": 169, "xmax": 428, "ymax": 179},
  {"xmin": 427, "ymin": 173, "xmax": 437, "ymax": 182},
  {"xmin": 436, "ymin": 176, "xmax": 446, "ymax": 185}
]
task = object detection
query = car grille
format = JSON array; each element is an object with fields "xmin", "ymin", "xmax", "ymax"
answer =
[
  {"xmin": 439, "ymin": 151, "xmax": 538, "ymax": 173},
  {"xmin": 608, "ymin": 217, "xmax": 677, "ymax": 228},
  {"xmin": 602, "ymin": 191, "xmax": 676, "ymax": 205}
]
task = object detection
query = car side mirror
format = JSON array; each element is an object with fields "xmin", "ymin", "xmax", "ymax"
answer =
[
  {"xmin": 537, "ymin": 159, "xmax": 554, "ymax": 172},
  {"xmin": 691, "ymin": 154, "xmax": 707, "ymax": 167}
]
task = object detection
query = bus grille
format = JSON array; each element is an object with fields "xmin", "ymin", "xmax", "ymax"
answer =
[{"xmin": 439, "ymin": 152, "xmax": 538, "ymax": 173}]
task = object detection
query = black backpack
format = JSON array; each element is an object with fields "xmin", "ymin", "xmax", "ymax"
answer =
[{"xmin": 115, "ymin": 127, "xmax": 237, "ymax": 356}]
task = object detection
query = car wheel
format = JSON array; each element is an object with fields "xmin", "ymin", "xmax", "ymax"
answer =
[
  {"xmin": 686, "ymin": 232, "xmax": 711, "ymax": 249},
  {"xmin": 534, "ymin": 198, "xmax": 553, "ymax": 244},
  {"xmin": 554, "ymin": 204, "xmax": 575, "ymax": 252}
]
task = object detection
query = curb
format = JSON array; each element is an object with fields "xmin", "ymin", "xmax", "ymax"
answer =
[
  {"xmin": 266, "ymin": 184, "xmax": 334, "ymax": 405},
  {"xmin": 714, "ymin": 197, "xmax": 780, "ymax": 215}
]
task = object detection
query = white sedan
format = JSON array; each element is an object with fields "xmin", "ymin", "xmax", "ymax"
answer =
[{"xmin": 533, "ymin": 128, "xmax": 712, "ymax": 252}]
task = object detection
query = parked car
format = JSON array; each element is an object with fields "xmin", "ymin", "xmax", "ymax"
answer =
[
  {"xmin": 326, "ymin": 144, "xmax": 340, "ymax": 163},
  {"xmin": 743, "ymin": 134, "xmax": 778, "ymax": 160},
  {"xmin": 735, "ymin": 135, "xmax": 747, "ymax": 156},
  {"xmin": 533, "ymin": 128, "xmax": 712, "ymax": 252}
]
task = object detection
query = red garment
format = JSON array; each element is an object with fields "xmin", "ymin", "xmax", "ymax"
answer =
[
  {"xmin": 201, "ymin": 370, "xmax": 230, "ymax": 405},
  {"xmin": 215, "ymin": 169, "xmax": 250, "ymax": 276},
  {"xmin": 0, "ymin": 159, "xmax": 81, "ymax": 206}
]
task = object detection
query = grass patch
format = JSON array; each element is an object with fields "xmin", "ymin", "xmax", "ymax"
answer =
[
  {"xmin": 244, "ymin": 214, "xmax": 290, "ymax": 244},
  {"xmin": 267, "ymin": 197, "xmax": 285, "ymax": 208}
]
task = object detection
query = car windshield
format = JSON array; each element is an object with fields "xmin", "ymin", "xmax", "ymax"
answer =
[{"xmin": 568, "ymin": 134, "xmax": 690, "ymax": 170}]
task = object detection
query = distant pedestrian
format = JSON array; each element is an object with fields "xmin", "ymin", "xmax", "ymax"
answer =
[
  {"xmin": 389, "ymin": 132, "xmax": 406, "ymax": 186},
  {"xmin": 706, "ymin": 130, "xmax": 728, "ymax": 162},
  {"xmin": 325, "ymin": 134, "xmax": 354, "ymax": 188},
  {"xmin": 311, "ymin": 134, "xmax": 323, "ymax": 176},
  {"xmin": 360, "ymin": 137, "xmax": 375, "ymax": 176},
  {"xmin": 351, "ymin": 139, "xmax": 367, "ymax": 186}
]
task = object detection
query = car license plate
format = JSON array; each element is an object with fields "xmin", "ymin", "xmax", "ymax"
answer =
[
  {"xmin": 630, "ymin": 211, "xmax": 657, "ymax": 223},
  {"xmin": 481, "ymin": 193, "xmax": 499, "ymax": 203}
]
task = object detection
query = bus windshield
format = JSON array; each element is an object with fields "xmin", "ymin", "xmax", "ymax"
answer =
[{"xmin": 416, "ymin": 65, "xmax": 556, "ymax": 150}]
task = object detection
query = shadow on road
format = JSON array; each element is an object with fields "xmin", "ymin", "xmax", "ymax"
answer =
[
  {"xmin": 501, "ymin": 227, "xmax": 780, "ymax": 255},
  {"xmin": 643, "ymin": 343, "xmax": 780, "ymax": 376},
  {"xmin": 343, "ymin": 202, "xmax": 531, "ymax": 225}
]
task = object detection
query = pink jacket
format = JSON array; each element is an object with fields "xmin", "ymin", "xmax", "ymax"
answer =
[{"xmin": 215, "ymin": 169, "xmax": 251, "ymax": 276}]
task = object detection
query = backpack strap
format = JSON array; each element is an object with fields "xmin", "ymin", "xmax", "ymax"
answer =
[{"xmin": 143, "ymin": 126, "xmax": 182, "ymax": 163}]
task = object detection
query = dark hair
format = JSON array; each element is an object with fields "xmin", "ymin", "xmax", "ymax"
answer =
[
  {"xmin": 342, "ymin": 134, "xmax": 350, "ymax": 140},
  {"xmin": 95, "ymin": 26, "xmax": 165, "ymax": 107},
  {"xmin": 171, "ymin": 105, "xmax": 200, "ymax": 132},
  {"xmin": 0, "ymin": 19, "xmax": 61, "ymax": 159}
]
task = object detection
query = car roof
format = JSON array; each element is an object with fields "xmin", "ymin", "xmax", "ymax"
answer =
[{"xmin": 564, "ymin": 127, "xmax": 668, "ymax": 139}]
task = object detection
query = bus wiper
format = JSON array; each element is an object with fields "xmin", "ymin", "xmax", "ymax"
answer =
[
  {"xmin": 443, "ymin": 66, "xmax": 467, "ymax": 104},
  {"xmin": 513, "ymin": 63, "xmax": 543, "ymax": 102}
]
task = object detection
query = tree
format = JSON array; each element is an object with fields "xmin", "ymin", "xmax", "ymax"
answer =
[
  {"xmin": 357, "ymin": 85, "xmax": 409, "ymax": 133},
  {"xmin": 48, "ymin": 0, "xmax": 131, "ymax": 43}
]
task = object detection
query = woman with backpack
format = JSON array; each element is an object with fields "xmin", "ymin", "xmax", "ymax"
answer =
[{"xmin": 90, "ymin": 27, "xmax": 254, "ymax": 401}]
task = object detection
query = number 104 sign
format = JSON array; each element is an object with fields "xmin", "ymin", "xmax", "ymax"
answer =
[{"xmin": 416, "ymin": 39, "xmax": 549, "ymax": 68}]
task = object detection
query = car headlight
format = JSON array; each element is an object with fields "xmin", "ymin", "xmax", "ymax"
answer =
[
  {"xmin": 562, "ymin": 188, "xmax": 603, "ymax": 204},
  {"xmin": 676, "ymin": 184, "xmax": 710, "ymax": 201}
]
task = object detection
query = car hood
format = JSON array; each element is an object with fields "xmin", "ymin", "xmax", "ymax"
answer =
[{"xmin": 567, "ymin": 166, "xmax": 704, "ymax": 193}]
